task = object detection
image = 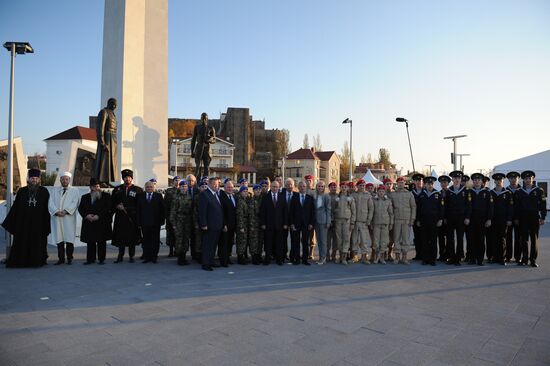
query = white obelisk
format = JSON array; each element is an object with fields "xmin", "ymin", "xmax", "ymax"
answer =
[{"xmin": 100, "ymin": 0, "xmax": 168, "ymax": 186}]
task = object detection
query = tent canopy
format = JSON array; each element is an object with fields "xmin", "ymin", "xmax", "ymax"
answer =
[{"xmin": 361, "ymin": 169, "xmax": 383, "ymax": 186}]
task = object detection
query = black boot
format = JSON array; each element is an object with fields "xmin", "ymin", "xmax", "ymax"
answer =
[
  {"xmin": 168, "ymin": 246, "xmax": 175, "ymax": 258},
  {"xmin": 54, "ymin": 243, "xmax": 65, "ymax": 265},
  {"xmin": 237, "ymin": 255, "xmax": 248, "ymax": 265},
  {"xmin": 66, "ymin": 243, "xmax": 74, "ymax": 265}
]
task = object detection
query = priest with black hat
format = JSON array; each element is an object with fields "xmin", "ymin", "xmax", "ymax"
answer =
[
  {"xmin": 78, "ymin": 178, "xmax": 113, "ymax": 264},
  {"xmin": 111, "ymin": 169, "xmax": 143, "ymax": 263},
  {"xmin": 514, "ymin": 170, "xmax": 546, "ymax": 267},
  {"xmin": 2, "ymin": 169, "xmax": 51, "ymax": 267}
]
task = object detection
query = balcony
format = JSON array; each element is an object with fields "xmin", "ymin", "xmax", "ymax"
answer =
[{"xmin": 211, "ymin": 148, "xmax": 232, "ymax": 156}]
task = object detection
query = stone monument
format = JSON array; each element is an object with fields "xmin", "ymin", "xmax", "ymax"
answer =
[{"xmin": 100, "ymin": 0, "xmax": 168, "ymax": 186}]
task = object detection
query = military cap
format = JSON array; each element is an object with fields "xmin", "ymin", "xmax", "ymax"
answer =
[
  {"xmin": 449, "ymin": 170, "xmax": 463, "ymax": 178},
  {"xmin": 506, "ymin": 171, "xmax": 520, "ymax": 179},
  {"xmin": 383, "ymin": 178, "xmax": 393, "ymax": 184},
  {"xmin": 423, "ymin": 176, "xmax": 436, "ymax": 184},
  {"xmin": 377, "ymin": 184, "xmax": 386, "ymax": 190},
  {"xmin": 149, "ymin": 178, "xmax": 157, "ymax": 183},
  {"xmin": 396, "ymin": 177, "xmax": 406, "ymax": 182},
  {"xmin": 412, "ymin": 173, "xmax": 425, "ymax": 181},
  {"xmin": 178, "ymin": 180, "xmax": 188, "ymax": 186},
  {"xmin": 121, "ymin": 169, "xmax": 133, "ymax": 178},
  {"xmin": 347, "ymin": 181, "xmax": 355, "ymax": 188},
  {"xmin": 173, "ymin": 176, "xmax": 181, "ymax": 180},
  {"xmin": 521, "ymin": 170, "xmax": 536, "ymax": 179},
  {"xmin": 356, "ymin": 179, "xmax": 366, "ymax": 185},
  {"xmin": 339, "ymin": 181, "xmax": 348, "ymax": 186},
  {"xmin": 223, "ymin": 178, "xmax": 232, "ymax": 184},
  {"xmin": 304, "ymin": 175, "xmax": 314, "ymax": 180},
  {"xmin": 199, "ymin": 181, "xmax": 208, "ymax": 187},
  {"xmin": 482, "ymin": 176, "xmax": 490, "ymax": 183},
  {"xmin": 438, "ymin": 175, "xmax": 451, "ymax": 183},
  {"xmin": 328, "ymin": 182, "xmax": 337, "ymax": 188},
  {"xmin": 365, "ymin": 183, "xmax": 374, "ymax": 188},
  {"xmin": 89, "ymin": 177, "xmax": 100, "ymax": 186},
  {"xmin": 238, "ymin": 178, "xmax": 248, "ymax": 184},
  {"xmin": 239, "ymin": 186, "xmax": 248, "ymax": 193},
  {"xmin": 471, "ymin": 173, "xmax": 484, "ymax": 181},
  {"xmin": 28, "ymin": 168, "xmax": 41, "ymax": 178},
  {"xmin": 461, "ymin": 175, "xmax": 470, "ymax": 183},
  {"xmin": 492, "ymin": 173, "xmax": 505, "ymax": 180},
  {"xmin": 253, "ymin": 184, "xmax": 262, "ymax": 190},
  {"xmin": 260, "ymin": 180, "xmax": 269, "ymax": 185}
]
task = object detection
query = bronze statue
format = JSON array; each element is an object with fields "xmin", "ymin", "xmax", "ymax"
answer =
[
  {"xmin": 190, "ymin": 112, "xmax": 216, "ymax": 178},
  {"xmin": 93, "ymin": 98, "xmax": 118, "ymax": 185}
]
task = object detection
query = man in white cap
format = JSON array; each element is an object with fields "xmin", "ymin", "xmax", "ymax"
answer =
[{"xmin": 48, "ymin": 171, "xmax": 81, "ymax": 265}]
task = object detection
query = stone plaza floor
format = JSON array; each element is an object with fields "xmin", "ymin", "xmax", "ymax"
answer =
[{"xmin": 0, "ymin": 227, "xmax": 549, "ymax": 366}]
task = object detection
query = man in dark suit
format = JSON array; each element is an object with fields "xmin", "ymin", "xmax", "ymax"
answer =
[
  {"xmin": 260, "ymin": 181, "xmax": 288, "ymax": 265},
  {"xmin": 136, "ymin": 181, "xmax": 165, "ymax": 263},
  {"xmin": 281, "ymin": 178, "xmax": 298, "ymax": 261},
  {"xmin": 199, "ymin": 177, "xmax": 224, "ymax": 271},
  {"xmin": 78, "ymin": 178, "xmax": 113, "ymax": 264},
  {"xmin": 289, "ymin": 181, "xmax": 316, "ymax": 265},
  {"xmin": 219, "ymin": 179, "xmax": 237, "ymax": 266}
]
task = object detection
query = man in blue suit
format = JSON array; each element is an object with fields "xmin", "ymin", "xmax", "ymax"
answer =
[
  {"xmin": 289, "ymin": 181, "xmax": 316, "ymax": 265},
  {"xmin": 199, "ymin": 177, "xmax": 224, "ymax": 271}
]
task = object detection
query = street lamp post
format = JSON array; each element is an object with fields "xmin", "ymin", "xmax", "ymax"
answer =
[
  {"xmin": 172, "ymin": 138, "xmax": 180, "ymax": 177},
  {"xmin": 395, "ymin": 117, "xmax": 416, "ymax": 173},
  {"xmin": 3, "ymin": 41, "xmax": 34, "ymax": 258},
  {"xmin": 443, "ymin": 135, "xmax": 467, "ymax": 170},
  {"xmin": 342, "ymin": 118, "xmax": 353, "ymax": 181}
]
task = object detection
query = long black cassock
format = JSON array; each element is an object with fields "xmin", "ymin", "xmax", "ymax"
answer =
[{"xmin": 2, "ymin": 186, "xmax": 51, "ymax": 267}]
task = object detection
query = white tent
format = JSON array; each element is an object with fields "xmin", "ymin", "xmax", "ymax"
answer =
[
  {"xmin": 361, "ymin": 169, "xmax": 383, "ymax": 186},
  {"xmin": 493, "ymin": 149, "xmax": 550, "ymax": 211},
  {"xmin": 430, "ymin": 169, "xmax": 442, "ymax": 191}
]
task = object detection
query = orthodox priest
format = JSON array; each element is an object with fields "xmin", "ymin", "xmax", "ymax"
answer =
[{"xmin": 2, "ymin": 169, "xmax": 51, "ymax": 267}]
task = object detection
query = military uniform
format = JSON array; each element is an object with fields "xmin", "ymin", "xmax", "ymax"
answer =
[
  {"xmin": 445, "ymin": 172, "xmax": 471, "ymax": 265},
  {"xmin": 192, "ymin": 189, "xmax": 203, "ymax": 262},
  {"xmin": 468, "ymin": 173, "xmax": 494, "ymax": 265},
  {"xmin": 410, "ymin": 173, "xmax": 425, "ymax": 259},
  {"xmin": 505, "ymin": 171, "xmax": 522, "ymax": 262},
  {"xmin": 170, "ymin": 190, "xmax": 193, "ymax": 264},
  {"xmin": 437, "ymin": 175, "xmax": 451, "ymax": 261},
  {"xmin": 351, "ymin": 189, "xmax": 374, "ymax": 262},
  {"xmin": 164, "ymin": 185, "xmax": 178, "ymax": 256},
  {"xmin": 236, "ymin": 193, "xmax": 250, "ymax": 260},
  {"xmin": 371, "ymin": 188, "xmax": 394, "ymax": 264},
  {"xmin": 416, "ymin": 177, "xmax": 444, "ymax": 265},
  {"xmin": 488, "ymin": 174, "xmax": 514, "ymax": 265},
  {"xmin": 333, "ymin": 190, "xmax": 356, "ymax": 264},
  {"xmin": 248, "ymin": 190, "xmax": 263, "ymax": 264},
  {"xmin": 391, "ymin": 182, "xmax": 416, "ymax": 264},
  {"xmin": 514, "ymin": 171, "xmax": 546, "ymax": 266}
]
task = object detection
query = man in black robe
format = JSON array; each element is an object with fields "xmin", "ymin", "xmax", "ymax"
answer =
[
  {"xmin": 111, "ymin": 169, "xmax": 143, "ymax": 263},
  {"xmin": 78, "ymin": 178, "xmax": 113, "ymax": 264},
  {"xmin": 2, "ymin": 169, "xmax": 51, "ymax": 267}
]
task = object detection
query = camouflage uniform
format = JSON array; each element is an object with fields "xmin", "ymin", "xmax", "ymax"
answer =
[
  {"xmin": 236, "ymin": 195, "xmax": 250, "ymax": 257},
  {"xmin": 170, "ymin": 191, "xmax": 192, "ymax": 257},
  {"xmin": 192, "ymin": 192, "xmax": 202, "ymax": 258},
  {"xmin": 248, "ymin": 194, "xmax": 263, "ymax": 258},
  {"xmin": 164, "ymin": 187, "xmax": 178, "ymax": 251}
]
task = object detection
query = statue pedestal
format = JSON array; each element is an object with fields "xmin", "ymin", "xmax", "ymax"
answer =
[{"xmin": 100, "ymin": 0, "xmax": 168, "ymax": 186}]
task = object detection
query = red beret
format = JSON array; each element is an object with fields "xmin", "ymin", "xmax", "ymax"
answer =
[
  {"xmin": 339, "ymin": 181, "xmax": 348, "ymax": 186},
  {"xmin": 365, "ymin": 183, "xmax": 374, "ymax": 188},
  {"xmin": 396, "ymin": 177, "xmax": 405, "ymax": 182},
  {"xmin": 347, "ymin": 181, "xmax": 355, "ymax": 188},
  {"xmin": 383, "ymin": 178, "xmax": 393, "ymax": 184},
  {"xmin": 377, "ymin": 184, "xmax": 386, "ymax": 190},
  {"xmin": 328, "ymin": 182, "xmax": 337, "ymax": 188},
  {"xmin": 304, "ymin": 175, "xmax": 314, "ymax": 180},
  {"xmin": 357, "ymin": 179, "xmax": 366, "ymax": 185}
]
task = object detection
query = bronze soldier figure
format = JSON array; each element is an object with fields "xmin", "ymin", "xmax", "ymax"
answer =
[
  {"xmin": 93, "ymin": 98, "xmax": 118, "ymax": 185},
  {"xmin": 190, "ymin": 112, "xmax": 216, "ymax": 178}
]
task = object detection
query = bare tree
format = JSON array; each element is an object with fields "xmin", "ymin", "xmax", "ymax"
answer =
[
  {"xmin": 302, "ymin": 133, "xmax": 310, "ymax": 149},
  {"xmin": 312, "ymin": 133, "xmax": 322, "ymax": 151}
]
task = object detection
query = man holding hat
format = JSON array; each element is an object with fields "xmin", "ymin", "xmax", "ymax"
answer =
[
  {"xmin": 112, "ymin": 169, "xmax": 143, "ymax": 263},
  {"xmin": 2, "ymin": 169, "xmax": 51, "ymax": 267},
  {"xmin": 505, "ymin": 171, "xmax": 521, "ymax": 263},
  {"xmin": 487, "ymin": 173, "xmax": 514, "ymax": 265},
  {"xmin": 468, "ymin": 173, "xmax": 494, "ymax": 265},
  {"xmin": 514, "ymin": 170, "xmax": 546, "ymax": 267},
  {"xmin": 78, "ymin": 178, "xmax": 113, "ymax": 264},
  {"xmin": 416, "ymin": 176, "xmax": 444, "ymax": 266},
  {"xmin": 48, "ymin": 171, "xmax": 81, "ymax": 265}
]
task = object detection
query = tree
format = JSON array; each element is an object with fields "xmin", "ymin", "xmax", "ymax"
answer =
[
  {"xmin": 360, "ymin": 154, "xmax": 367, "ymax": 164},
  {"xmin": 273, "ymin": 129, "xmax": 291, "ymax": 159},
  {"xmin": 302, "ymin": 133, "xmax": 310, "ymax": 149},
  {"xmin": 377, "ymin": 148, "xmax": 392, "ymax": 167},
  {"xmin": 338, "ymin": 141, "xmax": 355, "ymax": 180},
  {"xmin": 367, "ymin": 153, "xmax": 374, "ymax": 164},
  {"xmin": 312, "ymin": 133, "xmax": 322, "ymax": 151}
]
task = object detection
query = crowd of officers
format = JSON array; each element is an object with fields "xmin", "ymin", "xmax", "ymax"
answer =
[
  {"xmin": 70, "ymin": 168, "xmax": 546, "ymax": 270},
  {"xmin": 5, "ymin": 167, "xmax": 545, "ymax": 270}
]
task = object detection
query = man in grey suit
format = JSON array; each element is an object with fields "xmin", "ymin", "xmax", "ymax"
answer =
[
  {"xmin": 199, "ymin": 177, "xmax": 224, "ymax": 271},
  {"xmin": 313, "ymin": 180, "xmax": 332, "ymax": 264}
]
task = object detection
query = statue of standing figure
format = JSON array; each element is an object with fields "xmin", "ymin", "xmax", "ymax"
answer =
[
  {"xmin": 190, "ymin": 112, "xmax": 216, "ymax": 178},
  {"xmin": 93, "ymin": 98, "xmax": 119, "ymax": 186}
]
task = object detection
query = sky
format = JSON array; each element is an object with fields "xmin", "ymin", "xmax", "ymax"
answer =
[{"xmin": 1, "ymin": 0, "xmax": 549, "ymax": 175}]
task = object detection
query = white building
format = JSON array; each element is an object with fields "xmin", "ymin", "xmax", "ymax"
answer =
[
  {"xmin": 493, "ymin": 149, "xmax": 550, "ymax": 211},
  {"xmin": 44, "ymin": 126, "xmax": 97, "ymax": 176},
  {"xmin": 170, "ymin": 137, "xmax": 243, "ymax": 181}
]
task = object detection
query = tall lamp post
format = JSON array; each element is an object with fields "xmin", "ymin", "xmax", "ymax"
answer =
[
  {"xmin": 172, "ymin": 138, "xmax": 181, "ymax": 177},
  {"xmin": 395, "ymin": 117, "xmax": 416, "ymax": 173},
  {"xmin": 443, "ymin": 135, "xmax": 467, "ymax": 171},
  {"xmin": 342, "ymin": 118, "xmax": 353, "ymax": 181},
  {"xmin": 3, "ymin": 41, "xmax": 34, "ymax": 258}
]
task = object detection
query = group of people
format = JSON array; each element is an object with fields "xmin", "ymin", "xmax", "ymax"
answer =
[{"xmin": 1, "ymin": 167, "xmax": 546, "ymax": 271}]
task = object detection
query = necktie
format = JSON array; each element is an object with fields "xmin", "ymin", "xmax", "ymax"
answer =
[
  {"xmin": 147, "ymin": 193, "xmax": 152, "ymax": 202},
  {"xmin": 301, "ymin": 194, "xmax": 304, "ymax": 206},
  {"xmin": 273, "ymin": 193, "xmax": 277, "ymax": 207},
  {"xmin": 230, "ymin": 194, "xmax": 235, "ymax": 207},
  {"xmin": 62, "ymin": 188, "xmax": 67, "ymax": 195},
  {"xmin": 287, "ymin": 192, "xmax": 291, "ymax": 204}
]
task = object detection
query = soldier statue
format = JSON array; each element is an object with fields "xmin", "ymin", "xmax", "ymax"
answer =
[
  {"xmin": 93, "ymin": 98, "xmax": 118, "ymax": 186},
  {"xmin": 190, "ymin": 112, "xmax": 216, "ymax": 178}
]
